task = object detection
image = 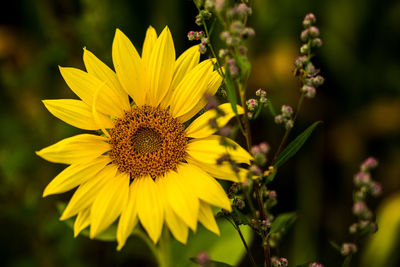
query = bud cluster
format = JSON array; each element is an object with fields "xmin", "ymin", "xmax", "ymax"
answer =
[
  {"xmin": 340, "ymin": 243, "xmax": 358, "ymax": 256},
  {"xmin": 274, "ymin": 105, "xmax": 294, "ymax": 129},
  {"xmin": 352, "ymin": 157, "xmax": 381, "ymax": 220},
  {"xmin": 251, "ymin": 142, "xmax": 270, "ymax": 167},
  {"xmin": 247, "ymin": 88, "xmax": 268, "ymax": 119},
  {"xmin": 294, "ymin": 13, "xmax": 324, "ymax": 99},
  {"xmin": 187, "ymin": 30, "xmax": 210, "ymax": 54},
  {"xmin": 271, "ymin": 256, "xmax": 289, "ymax": 267},
  {"xmin": 340, "ymin": 157, "xmax": 380, "ymax": 259}
]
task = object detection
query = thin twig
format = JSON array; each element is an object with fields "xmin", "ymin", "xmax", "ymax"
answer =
[{"xmin": 235, "ymin": 222, "xmax": 258, "ymax": 267}]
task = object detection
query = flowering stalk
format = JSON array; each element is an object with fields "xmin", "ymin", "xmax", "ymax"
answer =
[{"xmin": 272, "ymin": 13, "xmax": 324, "ymax": 164}]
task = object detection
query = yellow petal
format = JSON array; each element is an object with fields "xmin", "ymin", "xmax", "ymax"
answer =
[
  {"xmin": 90, "ymin": 171, "xmax": 129, "ymax": 238},
  {"xmin": 36, "ymin": 134, "xmax": 110, "ymax": 165},
  {"xmin": 161, "ymin": 45, "xmax": 200, "ymax": 108},
  {"xmin": 147, "ymin": 26, "xmax": 175, "ymax": 106},
  {"xmin": 42, "ymin": 99, "xmax": 113, "ymax": 130},
  {"xmin": 198, "ymin": 201, "xmax": 220, "ymax": 235},
  {"xmin": 83, "ymin": 48, "xmax": 130, "ymax": 112},
  {"xmin": 187, "ymin": 135, "xmax": 253, "ymax": 165},
  {"xmin": 60, "ymin": 165, "xmax": 118, "ymax": 220},
  {"xmin": 187, "ymin": 156, "xmax": 248, "ymax": 182},
  {"xmin": 117, "ymin": 182, "xmax": 139, "ymax": 251},
  {"xmin": 74, "ymin": 207, "xmax": 91, "ymax": 237},
  {"xmin": 136, "ymin": 176, "xmax": 164, "ymax": 243},
  {"xmin": 178, "ymin": 163, "xmax": 231, "ymax": 211},
  {"xmin": 43, "ymin": 156, "xmax": 111, "ymax": 197},
  {"xmin": 59, "ymin": 67, "xmax": 125, "ymax": 117},
  {"xmin": 112, "ymin": 29, "xmax": 146, "ymax": 105},
  {"xmin": 164, "ymin": 204, "xmax": 189, "ymax": 244},
  {"xmin": 142, "ymin": 26, "xmax": 157, "ymax": 68},
  {"xmin": 157, "ymin": 171, "xmax": 199, "ymax": 231},
  {"xmin": 186, "ymin": 103, "xmax": 244, "ymax": 139},
  {"xmin": 178, "ymin": 69, "xmax": 222, "ymax": 122},
  {"xmin": 169, "ymin": 59, "xmax": 215, "ymax": 118},
  {"xmin": 170, "ymin": 45, "xmax": 200, "ymax": 91}
]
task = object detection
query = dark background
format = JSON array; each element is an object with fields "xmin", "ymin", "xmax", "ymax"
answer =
[{"xmin": 1, "ymin": 0, "xmax": 399, "ymax": 266}]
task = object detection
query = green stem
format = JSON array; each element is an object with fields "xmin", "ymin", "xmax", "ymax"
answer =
[
  {"xmin": 135, "ymin": 231, "xmax": 168, "ymax": 267},
  {"xmin": 235, "ymin": 222, "xmax": 258, "ymax": 267},
  {"xmin": 272, "ymin": 92, "xmax": 305, "ymax": 165}
]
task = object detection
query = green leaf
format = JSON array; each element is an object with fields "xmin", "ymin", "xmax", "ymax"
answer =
[
  {"xmin": 274, "ymin": 121, "xmax": 322, "ymax": 168},
  {"xmin": 224, "ymin": 72, "xmax": 238, "ymax": 115},
  {"xmin": 170, "ymin": 219, "xmax": 253, "ymax": 267},
  {"xmin": 269, "ymin": 212, "xmax": 297, "ymax": 235},
  {"xmin": 342, "ymin": 255, "xmax": 352, "ymax": 267},
  {"xmin": 267, "ymin": 100, "xmax": 277, "ymax": 117},
  {"xmin": 329, "ymin": 240, "xmax": 342, "ymax": 253}
]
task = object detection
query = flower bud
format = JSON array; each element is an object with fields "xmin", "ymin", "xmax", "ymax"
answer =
[
  {"xmin": 311, "ymin": 38, "xmax": 323, "ymax": 48},
  {"xmin": 279, "ymin": 257, "xmax": 289, "ymax": 266},
  {"xmin": 236, "ymin": 3, "xmax": 252, "ymax": 16},
  {"xmin": 230, "ymin": 21, "xmax": 244, "ymax": 35},
  {"xmin": 294, "ymin": 56, "xmax": 307, "ymax": 68},
  {"xmin": 256, "ymin": 88, "xmax": 267, "ymax": 97},
  {"xmin": 214, "ymin": 0, "xmax": 226, "ymax": 12},
  {"xmin": 200, "ymin": 10, "xmax": 212, "ymax": 20},
  {"xmin": 187, "ymin": 31, "xmax": 196, "ymax": 41},
  {"xmin": 204, "ymin": 0, "xmax": 214, "ymax": 11},
  {"xmin": 354, "ymin": 171, "xmax": 371, "ymax": 187},
  {"xmin": 195, "ymin": 14, "xmax": 203, "ymax": 26},
  {"xmin": 300, "ymin": 29, "xmax": 309, "ymax": 42},
  {"xmin": 196, "ymin": 251, "xmax": 210, "ymax": 266},
  {"xmin": 199, "ymin": 44, "xmax": 207, "ymax": 54},
  {"xmin": 352, "ymin": 201, "xmax": 369, "ymax": 217},
  {"xmin": 341, "ymin": 243, "xmax": 357, "ymax": 256},
  {"xmin": 300, "ymin": 43, "xmax": 310, "ymax": 54},
  {"xmin": 309, "ymin": 263, "xmax": 324, "ymax": 267},
  {"xmin": 259, "ymin": 142, "xmax": 270, "ymax": 154},
  {"xmin": 349, "ymin": 223, "xmax": 358, "ymax": 234},
  {"xmin": 260, "ymin": 96, "xmax": 268, "ymax": 105},
  {"xmin": 302, "ymin": 85, "xmax": 316, "ymax": 98},
  {"xmin": 254, "ymin": 153, "xmax": 267, "ymax": 166},
  {"xmin": 218, "ymin": 49, "xmax": 229, "ymax": 58},
  {"xmin": 308, "ymin": 26, "xmax": 320, "ymax": 37},
  {"xmin": 242, "ymin": 27, "xmax": 255, "ymax": 38},
  {"xmin": 246, "ymin": 98, "xmax": 258, "ymax": 111},
  {"xmin": 249, "ymin": 164, "xmax": 262, "ymax": 176},
  {"xmin": 311, "ymin": 75, "xmax": 325, "ymax": 86},
  {"xmin": 371, "ymin": 182, "xmax": 382, "ymax": 197},
  {"xmin": 361, "ymin": 157, "xmax": 378, "ymax": 172},
  {"xmin": 281, "ymin": 105, "xmax": 293, "ymax": 117},
  {"xmin": 302, "ymin": 14, "xmax": 315, "ymax": 28},
  {"xmin": 272, "ymin": 256, "xmax": 281, "ymax": 267},
  {"xmin": 285, "ymin": 119, "xmax": 294, "ymax": 129},
  {"xmin": 274, "ymin": 114, "xmax": 284, "ymax": 124}
]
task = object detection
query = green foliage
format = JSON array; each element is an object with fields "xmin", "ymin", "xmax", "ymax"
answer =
[
  {"xmin": 274, "ymin": 121, "xmax": 322, "ymax": 168},
  {"xmin": 224, "ymin": 72, "xmax": 238, "ymax": 115},
  {"xmin": 170, "ymin": 220, "xmax": 253, "ymax": 266},
  {"xmin": 269, "ymin": 212, "xmax": 297, "ymax": 235}
]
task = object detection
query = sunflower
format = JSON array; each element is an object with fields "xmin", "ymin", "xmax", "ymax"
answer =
[{"xmin": 36, "ymin": 26, "xmax": 252, "ymax": 250}]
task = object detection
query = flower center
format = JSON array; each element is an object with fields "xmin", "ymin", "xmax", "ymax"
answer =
[{"xmin": 109, "ymin": 105, "xmax": 187, "ymax": 179}]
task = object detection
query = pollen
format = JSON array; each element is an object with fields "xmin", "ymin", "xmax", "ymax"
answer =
[{"xmin": 109, "ymin": 105, "xmax": 187, "ymax": 179}]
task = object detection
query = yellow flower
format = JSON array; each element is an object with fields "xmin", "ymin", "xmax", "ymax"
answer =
[{"xmin": 36, "ymin": 26, "xmax": 252, "ymax": 250}]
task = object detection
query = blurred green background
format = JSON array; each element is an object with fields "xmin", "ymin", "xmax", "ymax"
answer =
[{"xmin": 1, "ymin": 0, "xmax": 399, "ymax": 266}]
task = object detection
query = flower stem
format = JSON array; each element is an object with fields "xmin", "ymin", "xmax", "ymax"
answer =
[
  {"xmin": 272, "ymin": 94, "xmax": 305, "ymax": 164},
  {"xmin": 254, "ymin": 182, "xmax": 271, "ymax": 267},
  {"xmin": 235, "ymin": 222, "xmax": 258, "ymax": 267}
]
